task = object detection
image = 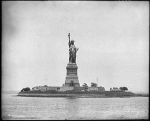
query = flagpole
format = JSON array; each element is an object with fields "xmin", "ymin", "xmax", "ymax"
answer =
[{"xmin": 97, "ymin": 77, "xmax": 98, "ymax": 86}]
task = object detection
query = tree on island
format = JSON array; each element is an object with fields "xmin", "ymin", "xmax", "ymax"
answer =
[
  {"xmin": 82, "ymin": 83, "xmax": 88, "ymax": 90},
  {"xmin": 82, "ymin": 83, "xmax": 88, "ymax": 87},
  {"xmin": 21, "ymin": 87, "xmax": 30, "ymax": 92},
  {"xmin": 91, "ymin": 83, "xmax": 97, "ymax": 87},
  {"xmin": 119, "ymin": 87, "xmax": 128, "ymax": 91}
]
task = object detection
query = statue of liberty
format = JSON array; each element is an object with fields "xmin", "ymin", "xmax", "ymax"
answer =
[{"xmin": 68, "ymin": 33, "xmax": 79, "ymax": 63}]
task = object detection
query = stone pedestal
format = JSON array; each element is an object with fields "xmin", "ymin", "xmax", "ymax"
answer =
[{"xmin": 65, "ymin": 63, "xmax": 80, "ymax": 87}]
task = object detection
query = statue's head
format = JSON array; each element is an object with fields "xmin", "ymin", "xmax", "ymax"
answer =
[{"xmin": 71, "ymin": 40, "xmax": 74, "ymax": 45}]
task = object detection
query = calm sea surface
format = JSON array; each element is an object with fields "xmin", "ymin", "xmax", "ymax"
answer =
[{"xmin": 2, "ymin": 93, "xmax": 149, "ymax": 120}]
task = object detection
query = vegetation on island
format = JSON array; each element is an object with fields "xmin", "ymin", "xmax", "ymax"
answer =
[
  {"xmin": 21, "ymin": 87, "xmax": 30, "ymax": 92},
  {"xmin": 82, "ymin": 83, "xmax": 88, "ymax": 87},
  {"xmin": 91, "ymin": 83, "xmax": 97, "ymax": 87},
  {"xmin": 119, "ymin": 87, "xmax": 128, "ymax": 91}
]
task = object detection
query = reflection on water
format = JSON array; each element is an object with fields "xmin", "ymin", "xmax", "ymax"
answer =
[{"xmin": 2, "ymin": 94, "xmax": 148, "ymax": 120}]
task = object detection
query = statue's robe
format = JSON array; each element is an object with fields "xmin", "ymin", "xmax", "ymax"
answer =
[{"xmin": 69, "ymin": 45, "xmax": 78, "ymax": 63}]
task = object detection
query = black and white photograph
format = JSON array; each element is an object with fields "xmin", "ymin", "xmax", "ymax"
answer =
[{"xmin": 2, "ymin": 1, "xmax": 149, "ymax": 120}]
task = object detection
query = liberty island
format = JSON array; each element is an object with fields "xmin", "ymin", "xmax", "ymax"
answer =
[{"xmin": 18, "ymin": 33, "xmax": 135, "ymax": 98}]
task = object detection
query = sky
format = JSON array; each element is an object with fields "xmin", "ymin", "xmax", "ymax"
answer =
[{"xmin": 2, "ymin": 1, "xmax": 149, "ymax": 93}]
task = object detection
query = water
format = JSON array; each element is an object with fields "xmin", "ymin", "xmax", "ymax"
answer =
[{"xmin": 2, "ymin": 93, "xmax": 148, "ymax": 120}]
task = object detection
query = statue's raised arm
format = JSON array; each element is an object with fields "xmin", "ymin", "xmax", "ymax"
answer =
[{"xmin": 68, "ymin": 33, "xmax": 71, "ymax": 48}]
